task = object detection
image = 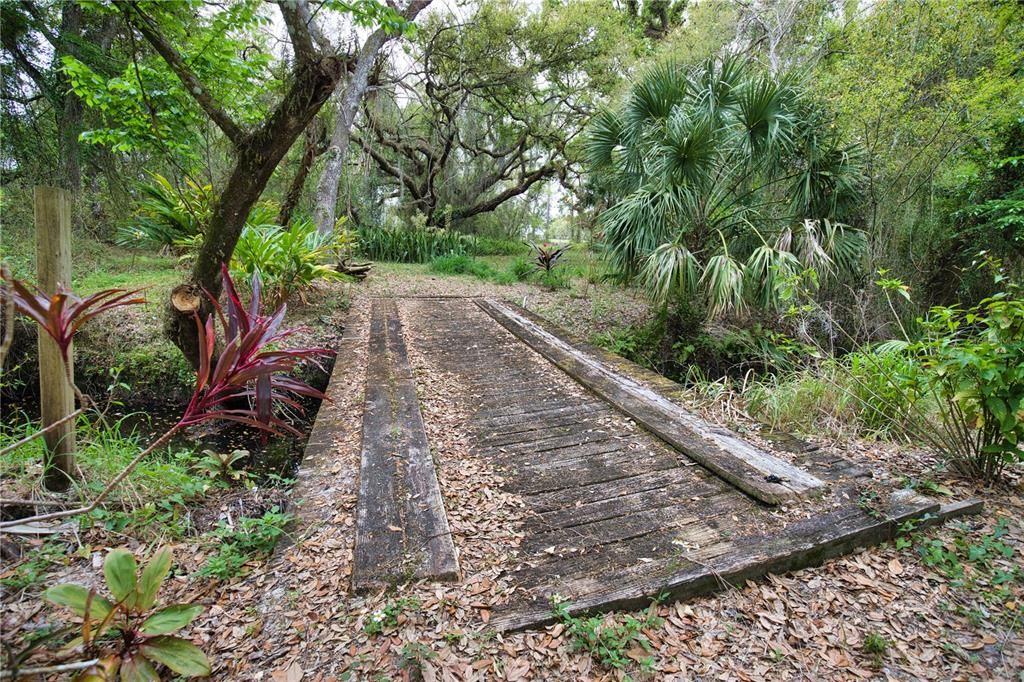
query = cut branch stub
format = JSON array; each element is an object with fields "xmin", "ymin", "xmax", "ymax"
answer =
[{"xmin": 170, "ymin": 284, "xmax": 203, "ymax": 315}]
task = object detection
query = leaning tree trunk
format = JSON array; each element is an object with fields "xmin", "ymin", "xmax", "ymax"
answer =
[
  {"xmin": 167, "ymin": 57, "xmax": 344, "ymax": 367},
  {"xmin": 129, "ymin": 0, "xmax": 433, "ymax": 367},
  {"xmin": 313, "ymin": 29, "xmax": 390, "ymax": 235}
]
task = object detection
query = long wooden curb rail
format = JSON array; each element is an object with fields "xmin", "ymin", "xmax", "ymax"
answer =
[{"xmin": 351, "ymin": 299, "xmax": 459, "ymax": 591}]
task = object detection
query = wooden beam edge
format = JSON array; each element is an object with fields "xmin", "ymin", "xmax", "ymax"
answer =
[
  {"xmin": 475, "ymin": 298, "xmax": 823, "ymax": 505},
  {"xmin": 489, "ymin": 492, "xmax": 941, "ymax": 632}
]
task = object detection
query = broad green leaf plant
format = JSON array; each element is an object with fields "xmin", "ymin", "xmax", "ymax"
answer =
[
  {"xmin": 44, "ymin": 547, "xmax": 210, "ymax": 680},
  {"xmin": 586, "ymin": 56, "xmax": 866, "ymax": 316}
]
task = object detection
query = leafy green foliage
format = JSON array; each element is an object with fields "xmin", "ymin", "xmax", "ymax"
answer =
[
  {"xmin": 231, "ymin": 219, "xmax": 351, "ymax": 307},
  {"xmin": 916, "ymin": 519, "xmax": 1018, "ymax": 587},
  {"xmin": 551, "ymin": 596, "xmax": 662, "ymax": 672},
  {"xmin": 474, "ymin": 237, "xmax": 528, "ymax": 256},
  {"xmin": 863, "ymin": 630, "xmax": 890, "ymax": 665},
  {"xmin": 43, "ymin": 547, "xmax": 210, "ymax": 679},
  {"xmin": 820, "ymin": 0, "xmax": 1023, "ymax": 303},
  {"xmin": 364, "ymin": 597, "xmax": 421, "ymax": 636},
  {"xmin": 195, "ymin": 448, "xmax": 250, "ymax": 483},
  {"xmin": 1, "ymin": 540, "xmax": 68, "ymax": 593},
  {"xmin": 115, "ymin": 174, "xmax": 211, "ymax": 250},
  {"xmin": 197, "ymin": 507, "xmax": 292, "ymax": 580},
  {"xmin": 509, "ymin": 256, "xmax": 535, "ymax": 281},
  {"xmin": 906, "ymin": 288, "xmax": 1024, "ymax": 480},
  {"xmin": 587, "ymin": 56, "xmax": 866, "ymax": 316},
  {"xmin": 357, "ymin": 227, "xmax": 473, "ymax": 263},
  {"xmin": 427, "ymin": 254, "xmax": 516, "ymax": 285}
]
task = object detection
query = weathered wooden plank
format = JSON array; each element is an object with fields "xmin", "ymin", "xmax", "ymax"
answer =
[
  {"xmin": 489, "ymin": 491, "xmax": 939, "ymax": 631},
  {"xmin": 478, "ymin": 429, "xmax": 618, "ymax": 457},
  {"xmin": 535, "ymin": 476, "xmax": 727, "ymax": 530},
  {"xmin": 523, "ymin": 466, "xmax": 725, "ymax": 513},
  {"xmin": 352, "ymin": 300, "xmax": 459, "ymax": 592},
  {"xmin": 477, "ymin": 299, "xmax": 824, "ymax": 505},
  {"xmin": 475, "ymin": 402, "xmax": 606, "ymax": 426},
  {"xmin": 515, "ymin": 447, "xmax": 681, "ymax": 495}
]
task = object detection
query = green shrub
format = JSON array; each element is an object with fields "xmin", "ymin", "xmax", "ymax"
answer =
[
  {"xmin": 509, "ymin": 256, "xmax": 534, "ymax": 281},
  {"xmin": 428, "ymin": 254, "xmax": 516, "ymax": 285},
  {"xmin": 197, "ymin": 508, "xmax": 292, "ymax": 580},
  {"xmin": 358, "ymin": 226, "xmax": 472, "ymax": 263},
  {"xmin": 43, "ymin": 547, "xmax": 210, "ymax": 678},
  {"xmin": 429, "ymin": 254, "xmax": 489, "ymax": 277},
  {"xmin": 906, "ymin": 290, "xmax": 1024, "ymax": 480},
  {"xmin": 116, "ymin": 173, "xmax": 211, "ymax": 250},
  {"xmin": 231, "ymin": 219, "xmax": 351, "ymax": 307},
  {"xmin": 845, "ymin": 348, "xmax": 921, "ymax": 436},
  {"xmin": 473, "ymin": 237, "xmax": 527, "ymax": 256}
]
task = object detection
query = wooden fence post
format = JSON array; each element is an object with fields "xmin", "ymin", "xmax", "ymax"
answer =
[{"xmin": 35, "ymin": 186, "xmax": 76, "ymax": 491}]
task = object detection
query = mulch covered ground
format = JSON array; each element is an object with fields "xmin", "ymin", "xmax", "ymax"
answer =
[{"xmin": 2, "ymin": 271, "xmax": 1022, "ymax": 681}]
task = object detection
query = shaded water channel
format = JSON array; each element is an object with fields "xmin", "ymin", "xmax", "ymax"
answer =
[{"xmin": 2, "ymin": 358, "xmax": 334, "ymax": 484}]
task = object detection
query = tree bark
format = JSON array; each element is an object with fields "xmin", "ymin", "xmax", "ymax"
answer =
[
  {"xmin": 278, "ymin": 118, "xmax": 327, "ymax": 226},
  {"xmin": 56, "ymin": 1, "xmax": 83, "ymax": 192},
  {"xmin": 313, "ymin": 29, "xmax": 390, "ymax": 235}
]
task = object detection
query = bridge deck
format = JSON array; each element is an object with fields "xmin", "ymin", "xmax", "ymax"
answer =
[{"xmin": 327, "ymin": 297, "xmax": 965, "ymax": 630}]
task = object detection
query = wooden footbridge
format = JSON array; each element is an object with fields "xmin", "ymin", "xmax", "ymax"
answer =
[{"xmin": 307, "ymin": 297, "xmax": 978, "ymax": 631}]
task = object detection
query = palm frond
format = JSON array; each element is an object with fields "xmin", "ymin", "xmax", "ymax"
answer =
[
  {"xmin": 701, "ymin": 247, "xmax": 746, "ymax": 317},
  {"xmin": 643, "ymin": 241, "xmax": 700, "ymax": 305},
  {"xmin": 623, "ymin": 60, "xmax": 688, "ymax": 131},
  {"xmin": 737, "ymin": 73, "xmax": 796, "ymax": 156},
  {"xmin": 744, "ymin": 243, "xmax": 801, "ymax": 309},
  {"xmin": 585, "ymin": 108, "xmax": 624, "ymax": 171}
]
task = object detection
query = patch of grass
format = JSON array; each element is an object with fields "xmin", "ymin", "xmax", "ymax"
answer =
[
  {"xmin": 473, "ymin": 237, "xmax": 527, "ymax": 256},
  {"xmin": 551, "ymin": 596, "xmax": 662, "ymax": 673},
  {"xmin": 0, "ymin": 416, "xmax": 208, "ymax": 506},
  {"xmin": 197, "ymin": 507, "xmax": 292, "ymax": 580},
  {"xmin": 117, "ymin": 341, "xmax": 196, "ymax": 398},
  {"xmin": 509, "ymin": 256, "xmax": 534, "ymax": 281},
  {"xmin": 398, "ymin": 641, "xmax": 437, "ymax": 679},
  {"xmin": 428, "ymin": 254, "xmax": 516, "ymax": 285},
  {"xmin": 863, "ymin": 630, "xmax": 890, "ymax": 665},
  {"xmin": 358, "ymin": 226, "xmax": 472, "ymax": 263},
  {"xmin": 429, "ymin": 254, "xmax": 494, "ymax": 278}
]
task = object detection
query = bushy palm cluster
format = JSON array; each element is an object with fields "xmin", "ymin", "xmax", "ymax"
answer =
[{"xmin": 586, "ymin": 56, "xmax": 866, "ymax": 316}]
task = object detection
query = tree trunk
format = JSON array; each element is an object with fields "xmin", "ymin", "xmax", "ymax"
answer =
[
  {"xmin": 314, "ymin": 29, "xmax": 390, "ymax": 235},
  {"xmin": 56, "ymin": 1, "xmax": 83, "ymax": 192},
  {"xmin": 278, "ymin": 118, "xmax": 327, "ymax": 227},
  {"xmin": 166, "ymin": 56, "xmax": 344, "ymax": 367}
]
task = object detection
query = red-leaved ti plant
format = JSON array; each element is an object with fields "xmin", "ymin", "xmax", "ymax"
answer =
[
  {"xmin": 0, "ymin": 264, "xmax": 335, "ymax": 531},
  {"xmin": 4, "ymin": 278, "xmax": 146, "ymax": 364},
  {"xmin": 181, "ymin": 264, "xmax": 334, "ymax": 436}
]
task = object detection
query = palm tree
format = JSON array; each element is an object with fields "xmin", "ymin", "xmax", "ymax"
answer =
[{"xmin": 586, "ymin": 56, "xmax": 865, "ymax": 316}]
